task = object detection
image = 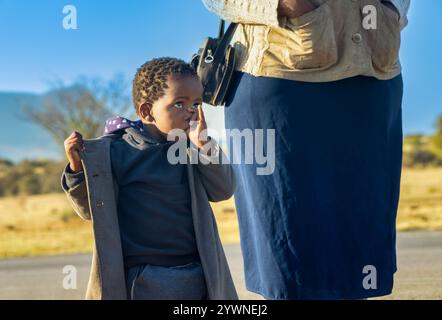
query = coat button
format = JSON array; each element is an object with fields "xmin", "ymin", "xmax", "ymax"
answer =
[
  {"xmin": 352, "ymin": 33, "xmax": 362, "ymax": 44},
  {"xmin": 96, "ymin": 201, "xmax": 104, "ymax": 207}
]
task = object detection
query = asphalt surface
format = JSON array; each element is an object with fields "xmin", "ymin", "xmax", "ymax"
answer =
[{"xmin": 0, "ymin": 231, "xmax": 441, "ymax": 300}]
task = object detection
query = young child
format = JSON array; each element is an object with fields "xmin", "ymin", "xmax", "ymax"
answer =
[{"xmin": 61, "ymin": 57, "xmax": 238, "ymax": 300}]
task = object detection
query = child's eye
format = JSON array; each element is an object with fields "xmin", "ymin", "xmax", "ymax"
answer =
[
  {"xmin": 173, "ymin": 102, "xmax": 183, "ymax": 109},
  {"xmin": 191, "ymin": 103, "xmax": 201, "ymax": 110}
]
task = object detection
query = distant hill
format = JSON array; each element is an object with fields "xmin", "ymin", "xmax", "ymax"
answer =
[{"xmin": 0, "ymin": 92, "xmax": 60, "ymax": 163}]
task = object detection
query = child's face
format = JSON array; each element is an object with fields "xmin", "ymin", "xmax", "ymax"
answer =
[{"xmin": 140, "ymin": 74, "xmax": 203, "ymax": 136}]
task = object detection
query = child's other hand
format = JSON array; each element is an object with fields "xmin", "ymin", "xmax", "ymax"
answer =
[
  {"xmin": 188, "ymin": 106, "xmax": 210, "ymax": 150},
  {"xmin": 64, "ymin": 131, "xmax": 85, "ymax": 173}
]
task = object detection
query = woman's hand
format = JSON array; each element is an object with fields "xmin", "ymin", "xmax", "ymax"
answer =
[
  {"xmin": 64, "ymin": 131, "xmax": 85, "ymax": 173},
  {"xmin": 277, "ymin": 0, "xmax": 317, "ymax": 19}
]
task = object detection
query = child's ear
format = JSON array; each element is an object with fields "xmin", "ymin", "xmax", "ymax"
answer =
[{"xmin": 139, "ymin": 103, "xmax": 155, "ymax": 122}]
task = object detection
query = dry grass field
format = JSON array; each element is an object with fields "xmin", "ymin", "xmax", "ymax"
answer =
[
  {"xmin": 396, "ymin": 167, "xmax": 442, "ymax": 230},
  {"xmin": 0, "ymin": 167, "xmax": 441, "ymax": 258}
]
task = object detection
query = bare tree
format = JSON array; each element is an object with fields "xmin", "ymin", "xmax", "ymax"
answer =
[{"xmin": 21, "ymin": 74, "xmax": 133, "ymax": 150}]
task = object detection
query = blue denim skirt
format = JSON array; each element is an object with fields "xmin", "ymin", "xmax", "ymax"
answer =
[
  {"xmin": 224, "ymin": 71, "xmax": 404, "ymax": 299},
  {"xmin": 125, "ymin": 262, "xmax": 207, "ymax": 300}
]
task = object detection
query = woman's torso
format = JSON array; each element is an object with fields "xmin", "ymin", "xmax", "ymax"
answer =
[{"xmin": 230, "ymin": 0, "xmax": 402, "ymax": 82}]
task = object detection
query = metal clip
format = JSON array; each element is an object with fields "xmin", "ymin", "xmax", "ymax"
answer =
[{"xmin": 204, "ymin": 49, "xmax": 214, "ymax": 64}]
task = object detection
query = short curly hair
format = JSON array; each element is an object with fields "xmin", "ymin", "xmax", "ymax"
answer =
[{"xmin": 132, "ymin": 57, "xmax": 198, "ymax": 115}]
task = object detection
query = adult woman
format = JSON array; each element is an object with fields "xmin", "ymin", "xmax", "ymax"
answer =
[{"xmin": 202, "ymin": 0, "xmax": 410, "ymax": 299}]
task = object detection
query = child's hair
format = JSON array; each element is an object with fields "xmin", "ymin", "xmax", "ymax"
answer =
[{"xmin": 132, "ymin": 57, "xmax": 198, "ymax": 115}]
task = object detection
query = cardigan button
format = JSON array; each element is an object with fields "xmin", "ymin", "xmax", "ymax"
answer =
[
  {"xmin": 352, "ymin": 33, "xmax": 362, "ymax": 44},
  {"xmin": 96, "ymin": 201, "xmax": 104, "ymax": 207}
]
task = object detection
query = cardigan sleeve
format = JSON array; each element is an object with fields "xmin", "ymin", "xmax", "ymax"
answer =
[
  {"xmin": 193, "ymin": 138, "xmax": 237, "ymax": 202},
  {"xmin": 383, "ymin": 0, "xmax": 411, "ymax": 30},
  {"xmin": 61, "ymin": 163, "xmax": 91, "ymax": 221},
  {"xmin": 64, "ymin": 165, "xmax": 85, "ymax": 189},
  {"xmin": 201, "ymin": 0, "xmax": 281, "ymax": 27}
]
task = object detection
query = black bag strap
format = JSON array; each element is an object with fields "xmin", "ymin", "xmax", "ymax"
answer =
[
  {"xmin": 218, "ymin": 20, "xmax": 226, "ymax": 38},
  {"xmin": 213, "ymin": 20, "xmax": 238, "ymax": 62}
]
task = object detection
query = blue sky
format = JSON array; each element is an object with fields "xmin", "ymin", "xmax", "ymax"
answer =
[{"xmin": 0, "ymin": 0, "xmax": 441, "ymax": 136}]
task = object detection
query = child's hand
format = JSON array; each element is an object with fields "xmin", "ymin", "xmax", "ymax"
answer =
[
  {"xmin": 64, "ymin": 131, "xmax": 85, "ymax": 173},
  {"xmin": 188, "ymin": 106, "xmax": 210, "ymax": 150}
]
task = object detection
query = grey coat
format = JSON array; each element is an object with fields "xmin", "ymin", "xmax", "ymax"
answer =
[{"xmin": 60, "ymin": 135, "xmax": 238, "ymax": 300}]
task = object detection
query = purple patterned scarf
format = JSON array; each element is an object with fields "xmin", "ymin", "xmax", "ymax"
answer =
[{"xmin": 104, "ymin": 116, "xmax": 145, "ymax": 135}]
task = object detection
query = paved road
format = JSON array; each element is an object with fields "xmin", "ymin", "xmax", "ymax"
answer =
[{"xmin": 1, "ymin": 231, "xmax": 441, "ymax": 300}]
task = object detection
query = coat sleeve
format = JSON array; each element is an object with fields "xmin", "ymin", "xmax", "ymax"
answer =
[
  {"xmin": 194, "ymin": 138, "xmax": 237, "ymax": 203},
  {"xmin": 61, "ymin": 163, "xmax": 92, "ymax": 221},
  {"xmin": 201, "ymin": 0, "xmax": 281, "ymax": 27},
  {"xmin": 382, "ymin": 0, "xmax": 411, "ymax": 30}
]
